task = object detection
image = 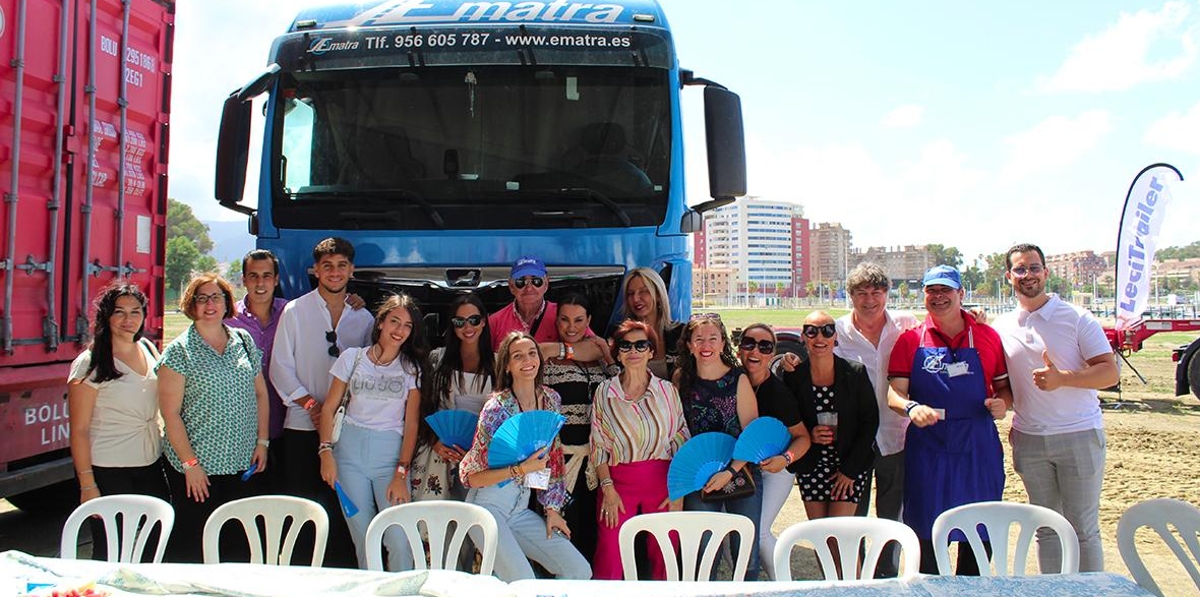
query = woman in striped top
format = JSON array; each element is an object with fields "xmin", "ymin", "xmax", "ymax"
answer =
[{"xmin": 589, "ymin": 320, "xmax": 690, "ymax": 580}]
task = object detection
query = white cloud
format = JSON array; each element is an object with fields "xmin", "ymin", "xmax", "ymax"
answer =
[
  {"xmin": 881, "ymin": 104, "xmax": 924, "ymax": 129},
  {"xmin": 1144, "ymin": 101, "xmax": 1200, "ymax": 154},
  {"xmin": 1039, "ymin": 1, "xmax": 1197, "ymax": 93},
  {"xmin": 998, "ymin": 110, "xmax": 1112, "ymax": 184}
]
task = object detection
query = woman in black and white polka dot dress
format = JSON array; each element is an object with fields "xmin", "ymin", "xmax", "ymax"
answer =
[{"xmin": 782, "ymin": 311, "xmax": 879, "ymax": 523}]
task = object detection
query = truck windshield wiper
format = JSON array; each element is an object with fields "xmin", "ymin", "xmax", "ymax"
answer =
[
  {"xmin": 292, "ymin": 187, "xmax": 444, "ymax": 229},
  {"xmin": 555, "ymin": 187, "xmax": 631, "ymax": 227}
]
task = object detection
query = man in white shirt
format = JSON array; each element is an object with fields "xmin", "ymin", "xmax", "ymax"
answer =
[
  {"xmin": 835, "ymin": 262, "xmax": 918, "ymax": 578},
  {"xmin": 993, "ymin": 243, "xmax": 1117, "ymax": 573},
  {"xmin": 270, "ymin": 237, "xmax": 374, "ymax": 567}
]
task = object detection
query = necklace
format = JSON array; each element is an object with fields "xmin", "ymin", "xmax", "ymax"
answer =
[{"xmin": 372, "ymin": 345, "xmax": 399, "ymax": 367}]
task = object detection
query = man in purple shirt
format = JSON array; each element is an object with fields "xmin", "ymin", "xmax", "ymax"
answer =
[{"xmin": 226, "ymin": 250, "xmax": 289, "ymax": 490}]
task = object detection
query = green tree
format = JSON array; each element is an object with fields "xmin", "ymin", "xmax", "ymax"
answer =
[
  {"xmin": 196, "ymin": 255, "xmax": 219, "ymax": 275},
  {"xmin": 897, "ymin": 281, "xmax": 909, "ymax": 299},
  {"xmin": 927, "ymin": 244, "xmax": 964, "ymax": 268},
  {"xmin": 165, "ymin": 236, "xmax": 200, "ymax": 293},
  {"xmin": 1157, "ymin": 241, "xmax": 1200, "ymax": 261},
  {"xmin": 168, "ymin": 198, "xmax": 214, "ymax": 254},
  {"xmin": 961, "ymin": 265, "xmax": 984, "ymax": 293},
  {"xmin": 226, "ymin": 259, "xmax": 243, "ymax": 285}
]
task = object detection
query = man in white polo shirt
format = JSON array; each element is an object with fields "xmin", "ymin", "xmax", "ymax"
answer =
[
  {"xmin": 835, "ymin": 262, "xmax": 918, "ymax": 578},
  {"xmin": 993, "ymin": 243, "xmax": 1118, "ymax": 573}
]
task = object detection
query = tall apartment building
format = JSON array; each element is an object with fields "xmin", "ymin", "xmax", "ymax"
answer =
[
  {"xmin": 851, "ymin": 245, "xmax": 936, "ymax": 284},
  {"xmin": 810, "ymin": 222, "xmax": 853, "ymax": 287},
  {"xmin": 692, "ymin": 197, "xmax": 810, "ymax": 297},
  {"xmin": 1046, "ymin": 250, "xmax": 1109, "ymax": 289}
]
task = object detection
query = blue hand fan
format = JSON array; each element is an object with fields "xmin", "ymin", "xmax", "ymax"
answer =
[
  {"xmin": 334, "ymin": 481, "xmax": 359, "ymax": 518},
  {"xmin": 426, "ymin": 410, "xmax": 479, "ymax": 451},
  {"xmin": 732, "ymin": 417, "xmax": 792, "ymax": 463},
  {"xmin": 487, "ymin": 410, "xmax": 566, "ymax": 468},
  {"xmin": 667, "ymin": 432, "xmax": 736, "ymax": 501}
]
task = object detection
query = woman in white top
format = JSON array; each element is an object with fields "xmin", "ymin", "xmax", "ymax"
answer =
[
  {"xmin": 319, "ymin": 293, "xmax": 426, "ymax": 571},
  {"xmin": 411, "ymin": 293, "xmax": 494, "ymax": 502},
  {"xmin": 68, "ymin": 281, "xmax": 169, "ymax": 561}
]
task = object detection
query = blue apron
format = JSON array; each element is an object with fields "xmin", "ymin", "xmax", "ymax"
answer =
[{"xmin": 902, "ymin": 325, "xmax": 1004, "ymax": 540}]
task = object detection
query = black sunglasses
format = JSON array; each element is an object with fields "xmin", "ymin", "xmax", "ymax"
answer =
[
  {"xmin": 325, "ymin": 330, "xmax": 340, "ymax": 357},
  {"xmin": 738, "ymin": 338, "xmax": 776, "ymax": 354},
  {"xmin": 513, "ymin": 276, "xmax": 545, "ymax": 289},
  {"xmin": 451, "ymin": 314, "xmax": 484, "ymax": 328},
  {"xmin": 616, "ymin": 339, "xmax": 652, "ymax": 353},
  {"xmin": 802, "ymin": 323, "xmax": 837, "ymax": 339}
]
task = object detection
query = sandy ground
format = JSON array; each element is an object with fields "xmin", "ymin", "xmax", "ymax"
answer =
[{"xmin": 771, "ymin": 402, "xmax": 1200, "ymax": 596}]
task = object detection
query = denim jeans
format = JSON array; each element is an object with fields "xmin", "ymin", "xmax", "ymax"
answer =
[
  {"xmin": 683, "ymin": 466, "xmax": 763, "ymax": 581},
  {"xmin": 333, "ymin": 423, "xmax": 414, "ymax": 571},
  {"xmin": 467, "ymin": 479, "xmax": 592, "ymax": 581}
]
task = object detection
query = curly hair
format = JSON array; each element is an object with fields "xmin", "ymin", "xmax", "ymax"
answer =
[
  {"xmin": 675, "ymin": 314, "xmax": 737, "ymax": 397},
  {"xmin": 85, "ymin": 282, "xmax": 149, "ymax": 384}
]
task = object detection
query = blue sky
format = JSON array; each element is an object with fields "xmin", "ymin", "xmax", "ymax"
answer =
[{"xmin": 173, "ymin": 0, "xmax": 1200, "ymax": 262}]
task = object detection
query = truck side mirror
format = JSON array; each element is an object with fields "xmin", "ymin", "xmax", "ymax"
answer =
[
  {"xmin": 214, "ymin": 92, "xmax": 252, "ymax": 210},
  {"xmin": 704, "ymin": 86, "xmax": 747, "ymax": 199}
]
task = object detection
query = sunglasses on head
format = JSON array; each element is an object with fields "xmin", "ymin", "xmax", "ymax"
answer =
[
  {"xmin": 802, "ymin": 323, "xmax": 837, "ymax": 339},
  {"xmin": 738, "ymin": 338, "xmax": 776, "ymax": 354},
  {"xmin": 689, "ymin": 312, "xmax": 721, "ymax": 322},
  {"xmin": 325, "ymin": 330, "xmax": 340, "ymax": 357},
  {"xmin": 513, "ymin": 276, "xmax": 545, "ymax": 289},
  {"xmin": 450, "ymin": 314, "xmax": 484, "ymax": 328},
  {"xmin": 616, "ymin": 339, "xmax": 652, "ymax": 353}
]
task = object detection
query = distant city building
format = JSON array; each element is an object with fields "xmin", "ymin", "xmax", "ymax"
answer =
[
  {"xmin": 1046, "ymin": 250, "xmax": 1109, "ymax": 289},
  {"xmin": 692, "ymin": 267, "xmax": 736, "ymax": 301},
  {"xmin": 850, "ymin": 245, "xmax": 936, "ymax": 285},
  {"xmin": 1154, "ymin": 257, "xmax": 1200, "ymax": 287},
  {"xmin": 692, "ymin": 197, "xmax": 809, "ymax": 297},
  {"xmin": 810, "ymin": 222, "xmax": 852, "ymax": 288}
]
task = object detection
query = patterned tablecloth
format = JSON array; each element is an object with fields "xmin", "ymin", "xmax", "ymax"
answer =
[{"xmin": 2, "ymin": 551, "xmax": 1152, "ymax": 597}]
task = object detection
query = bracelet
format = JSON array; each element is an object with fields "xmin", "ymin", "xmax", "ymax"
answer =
[
  {"xmin": 181, "ymin": 457, "xmax": 199, "ymax": 471},
  {"xmin": 783, "ymin": 450, "xmax": 795, "ymax": 464},
  {"xmin": 564, "ymin": 343, "xmax": 575, "ymax": 361},
  {"xmin": 257, "ymin": 438, "xmax": 270, "ymax": 448},
  {"xmin": 905, "ymin": 401, "xmax": 920, "ymax": 415},
  {"xmin": 79, "ymin": 484, "xmax": 98, "ymax": 491},
  {"xmin": 724, "ymin": 464, "xmax": 738, "ymax": 475},
  {"xmin": 77, "ymin": 469, "xmax": 94, "ymax": 477},
  {"xmin": 599, "ymin": 477, "xmax": 614, "ymax": 487},
  {"xmin": 303, "ymin": 398, "xmax": 317, "ymax": 411},
  {"xmin": 317, "ymin": 446, "xmax": 333, "ymax": 456},
  {"xmin": 395, "ymin": 464, "xmax": 408, "ymax": 478}
]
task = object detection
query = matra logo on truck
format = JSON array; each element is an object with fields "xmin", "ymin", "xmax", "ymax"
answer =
[
  {"xmin": 308, "ymin": 37, "xmax": 361, "ymax": 55},
  {"xmin": 372, "ymin": 1, "xmax": 625, "ymax": 24}
]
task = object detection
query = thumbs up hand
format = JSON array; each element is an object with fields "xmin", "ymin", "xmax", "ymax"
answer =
[{"xmin": 1032, "ymin": 350, "xmax": 1065, "ymax": 391}]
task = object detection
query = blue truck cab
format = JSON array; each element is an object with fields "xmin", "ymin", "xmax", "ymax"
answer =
[{"xmin": 214, "ymin": 0, "xmax": 745, "ymax": 335}]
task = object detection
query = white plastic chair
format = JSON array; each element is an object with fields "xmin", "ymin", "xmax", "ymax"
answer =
[
  {"xmin": 1117, "ymin": 498, "xmax": 1200, "ymax": 596},
  {"xmin": 61, "ymin": 495, "xmax": 174, "ymax": 563},
  {"xmin": 931, "ymin": 501, "xmax": 1079, "ymax": 576},
  {"xmin": 365, "ymin": 501, "xmax": 498, "ymax": 574},
  {"xmin": 618, "ymin": 511, "xmax": 756, "ymax": 581},
  {"xmin": 773, "ymin": 516, "xmax": 921, "ymax": 581},
  {"xmin": 202, "ymin": 495, "xmax": 329, "ymax": 565}
]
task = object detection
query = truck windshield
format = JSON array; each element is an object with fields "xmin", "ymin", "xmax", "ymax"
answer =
[{"xmin": 271, "ymin": 65, "xmax": 671, "ymax": 230}]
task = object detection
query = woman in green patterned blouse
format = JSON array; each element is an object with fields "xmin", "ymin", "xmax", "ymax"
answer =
[{"xmin": 157, "ymin": 273, "xmax": 270, "ymax": 562}]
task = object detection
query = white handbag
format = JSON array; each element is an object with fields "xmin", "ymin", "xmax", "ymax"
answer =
[{"xmin": 329, "ymin": 349, "xmax": 364, "ymax": 444}]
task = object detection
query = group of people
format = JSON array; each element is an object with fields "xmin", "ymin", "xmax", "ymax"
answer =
[{"xmin": 67, "ymin": 238, "xmax": 1116, "ymax": 581}]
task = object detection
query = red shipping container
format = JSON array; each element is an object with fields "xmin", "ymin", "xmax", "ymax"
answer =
[{"xmin": 0, "ymin": 0, "xmax": 173, "ymax": 506}]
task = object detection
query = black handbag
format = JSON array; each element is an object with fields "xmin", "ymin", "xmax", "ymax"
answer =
[{"xmin": 700, "ymin": 466, "xmax": 756, "ymax": 502}]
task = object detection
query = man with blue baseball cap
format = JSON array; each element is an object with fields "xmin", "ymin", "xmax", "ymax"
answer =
[
  {"xmin": 489, "ymin": 256, "xmax": 559, "ymax": 350},
  {"xmin": 885, "ymin": 264, "xmax": 1012, "ymax": 574}
]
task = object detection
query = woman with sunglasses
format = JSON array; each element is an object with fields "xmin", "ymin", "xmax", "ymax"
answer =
[
  {"xmin": 459, "ymin": 332, "xmax": 592, "ymax": 581},
  {"xmin": 617, "ymin": 268, "xmax": 683, "ymax": 379},
  {"xmin": 411, "ymin": 294, "xmax": 494, "ymax": 503},
  {"xmin": 782, "ymin": 312, "xmax": 878, "ymax": 548},
  {"xmin": 318, "ymin": 293, "xmax": 427, "ymax": 570},
  {"xmin": 68, "ymin": 281, "xmax": 169, "ymax": 562},
  {"xmin": 736, "ymin": 323, "xmax": 812, "ymax": 580},
  {"xmin": 589, "ymin": 320, "xmax": 690, "ymax": 579},
  {"xmin": 157, "ymin": 273, "xmax": 270, "ymax": 562},
  {"xmin": 540, "ymin": 294, "xmax": 610, "ymax": 562},
  {"xmin": 673, "ymin": 314, "xmax": 762, "ymax": 580}
]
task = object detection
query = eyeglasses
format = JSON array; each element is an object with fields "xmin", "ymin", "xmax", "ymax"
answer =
[
  {"xmin": 802, "ymin": 323, "xmax": 837, "ymax": 339},
  {"xmin": 325, "ymin": 330, "xmax": 340, "ymax": 357},
  {"xmin": 738, "ymin": 338, "xmax": 776, "ymax": 354},
  {"xmin": 451, "ymin": 314, "xmax": 484, "ymax": 328},
  {"xmin": 513, "ymin": 276, "xmax": 545, "ymax": 289},
  {"xmin": 1009, "ymin": 264, "xmax": 1045, "ymax": 278},
  {"xmin": 616, "ymin": 339, "xmax": 652, "ymax": 353},
  {"xmin": 193, "ymin": 292, "xmax": 225, "ymax": 305}
]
